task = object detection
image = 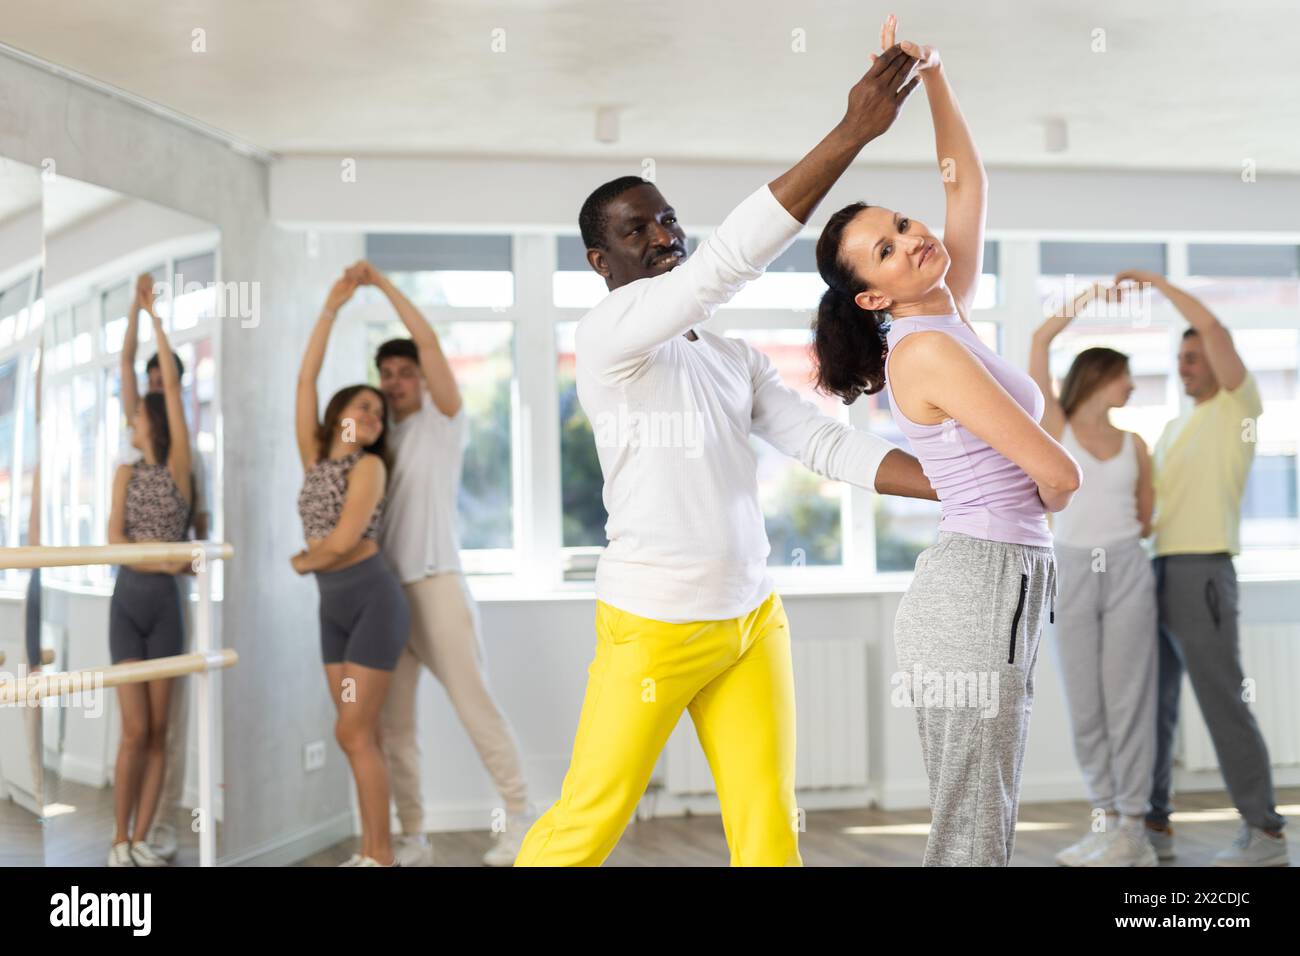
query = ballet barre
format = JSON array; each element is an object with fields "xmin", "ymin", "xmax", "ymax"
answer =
[
  {"xmin": 1, "ymin": 541, "xmax": 234, "ymax": 569},
  {"xmin": 0, "ymin": 649, "xmax": 57, "ymax": 667},
  {"xmin": 0, "ymin": 541, "xmax": 235, "ymax": 867},
  {"xmin": 0, "ymin": 650, "xmax": 238, "ymax": 705}
]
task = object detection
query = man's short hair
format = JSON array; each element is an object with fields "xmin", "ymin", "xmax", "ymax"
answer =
[
  {"xmin": 145, "ymin": 350, "xmax": 185, "ymax": 381},
  {"xmin": 375, "ymin": 337, "xmax": 419, "ymax": 370},
  {"xmin": 578, "ymin": 176, "xmax": 653, "ymax": 251},
  {"xmin": 1182, "ymin": 328, "xmax": 1201, "ymax": 340}
]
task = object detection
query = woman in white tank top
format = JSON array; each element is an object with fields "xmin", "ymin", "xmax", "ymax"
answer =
[{"xmin": 1030, "ymin": 283, "xmax": 1159, "ymax": 867}]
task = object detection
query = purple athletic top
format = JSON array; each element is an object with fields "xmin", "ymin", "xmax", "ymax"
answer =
[{"xmin": 884, "ymin": 313, "xmax": 1052, "ymax": 547}]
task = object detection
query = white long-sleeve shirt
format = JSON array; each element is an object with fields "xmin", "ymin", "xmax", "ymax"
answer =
[{"xmin": 575, "ymin": 183, "xmax": 899, "ymax": 622}]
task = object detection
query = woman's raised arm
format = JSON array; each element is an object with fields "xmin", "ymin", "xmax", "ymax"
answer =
[{"xmin": 296, "ymin": 275, "xmax": 357, "ymax": 470}]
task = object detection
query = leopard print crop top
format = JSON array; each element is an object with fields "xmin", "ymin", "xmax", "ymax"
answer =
[
  {"xmin": 297, "ymin": 450, "xmax": 385, "ymax": 543},
  {"xmin": 124, "ymin": 461, "xmax": 192, "ymax": 542}
]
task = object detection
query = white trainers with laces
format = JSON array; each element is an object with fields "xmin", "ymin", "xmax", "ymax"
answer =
[
  {"xmin": 108, "ymin": 841, "xmax": 135, "ymax": 867},
  {"xmin": 1081, "ymin": 826, "xmax": 1158, "ymax": 867},
  {"xmin": 1212, "ymin": 821, "xmax": 1289, "ymax": 867},
  {"xmin": 147, "ymin": 821, "xmax": 179, "ymax": 862},
  {"xmin": 393, "ymin": 833, "xmax": 434, "ymax": 867},
  {"xmin": 129, "ymin": 841, "xmax": 170, "ymax": 867},
  {"xmin": 483, "ymin": 809, "xmax": 536, "ymax": 867},
  {"xmin": 1054, "ymin": 828, "xmax": 1114, "ymax": 867}
]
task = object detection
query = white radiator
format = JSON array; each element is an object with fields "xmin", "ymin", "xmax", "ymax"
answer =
[
  {"xmin": 665, "ymin": 639, "xmax": 869, "ymax": 794},
  {"xmin": 1180, "ymin": 623, "xmax": 1300, "ymax": 771}
]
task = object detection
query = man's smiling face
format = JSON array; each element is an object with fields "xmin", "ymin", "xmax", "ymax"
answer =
[{"xmin": 588, "ymin": 183, "xmax": 689, "ymax": 290}]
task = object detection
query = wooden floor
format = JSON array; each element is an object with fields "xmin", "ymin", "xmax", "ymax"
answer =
[
  {"xmin": 19, "ymin": 776, "xmax": 1295, "ymax": 866},
  {"xmin": 299, "ymin": 786, "xmax": 1299, "ymax": 867},
  {"xmin": 0, "ymin": 795, "xmax": 44, "ymax": 867},
  {"xmin": 38, "ymin": 773, "xmax": 205, "ymax": 868}
]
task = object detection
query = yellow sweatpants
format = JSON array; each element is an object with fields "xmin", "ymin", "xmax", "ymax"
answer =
[{"xmin": 515, "ymin": 590, "xmax": 801, "ymax": 867}]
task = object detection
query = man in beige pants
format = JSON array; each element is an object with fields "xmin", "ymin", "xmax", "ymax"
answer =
[{"xmin": 351, "ymin": 260, "xmax": 533, "ymax": 867}]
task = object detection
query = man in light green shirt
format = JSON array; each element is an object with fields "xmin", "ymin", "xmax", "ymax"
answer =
[{"xmin": 1118, "ymin": 270, "xmax": 1286, "ymax": 867}]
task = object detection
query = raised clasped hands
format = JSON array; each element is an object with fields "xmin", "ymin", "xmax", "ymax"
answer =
[
  {"xmin": 870, "ymin": 13, "xmax": 940, "ymax": 73},
  {"xmin": 134, "ymin": 272, "xmax": 157, "ymax": 312},
  {"xmin": 323, "ymin": 271, "xmax": 359, "ymax": 316}
]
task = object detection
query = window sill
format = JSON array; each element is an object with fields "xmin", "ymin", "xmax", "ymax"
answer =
[{"xmin": 463, "ymin": 570, "xmax": 918, "ymax": 604}]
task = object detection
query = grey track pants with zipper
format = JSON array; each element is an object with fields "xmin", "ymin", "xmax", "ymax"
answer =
[{"xmin": 895, "ymin": 531, "xmax": 1057, "ymax": 866}]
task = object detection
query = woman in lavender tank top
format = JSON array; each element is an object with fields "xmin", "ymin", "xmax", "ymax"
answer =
[{"xmin": 810, "ymin": 15, "xmax": 1081, "ymax": 866}]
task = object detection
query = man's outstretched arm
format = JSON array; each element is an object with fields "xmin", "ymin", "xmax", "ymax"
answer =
[
  {"xmin": 750, "ymin": 349, "xmax": 937, "ymax": 500},
  {"xmin": 875, "ymin": 448, "xmax": 938, "ymax": 500},
  {"xmin": 580, "ymin": 45, "xmax": 919, "ymax": 382}
]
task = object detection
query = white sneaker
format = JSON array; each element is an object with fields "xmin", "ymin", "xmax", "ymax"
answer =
[
  {"xmin": 1082, "ymin": 827, "xmax": 1158, "ymax": 867},
  {"xmin": 1213, "ymin": 822, "xmax": 1289, "ymax": 867},
  {"xmin": 1055, "ymin": 829, "xmax": 1114, "ymax": 867},
  {"xmin": 393, "ymin": 833, "xmax": 434, "ymax": 867},
  {"xmin": 483, "ymin": 811, "xmax": 536, "ymax": 867},
  {"xmin": 1145, "ymin": 824, "xmax": 1176, "ymax": 861},
  {"xmin": 108, "ymin": 841, "xmax": 136, "ymax": 867},
  {"xmin": 354, "ymin": 855, "xmax": 399, "ymax": 867},
  {"xmin": 129, "ymin": 841, "xmax": 169, "ymax": 867},
  {"xmin": 148, "ymin": 821, "xmax": 178, "ymax": 862},
  {"xmin": 337, "ymin": 853, "xmax": 365, "ymax": 867}
]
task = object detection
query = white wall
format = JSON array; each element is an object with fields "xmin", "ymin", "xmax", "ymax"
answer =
[
  {"xmin": 393, "ymin": 578, "xmax": 1297, "ymax": 833},
  {"xmin": 270, "ymin": 154, "xmax": 1300, "ymax": 237}
]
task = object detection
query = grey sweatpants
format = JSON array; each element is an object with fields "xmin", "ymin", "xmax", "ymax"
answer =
[
  {"xmin": 1051, "ymin": 538, "xmax": 1157, "ymax": 818},
  {"xmin": 895, "ymin": 531, "xmax": 1057, "ymax": 866},
  {"xmin": 1147, "ymin": 553, "xmax": 1284, "ymax": 833}
]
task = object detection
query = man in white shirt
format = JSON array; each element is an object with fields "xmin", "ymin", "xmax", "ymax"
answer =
[
  {"xmin": 516, "ymin": 45, "xmax": 937, "ymax": 866},
  {"xmin": 119, "ymin": 274, "xmax": 209, "ymax": 863},
  {"xmin": 352, "ymin": 261, "xmax": 533, "ymax": 867}
]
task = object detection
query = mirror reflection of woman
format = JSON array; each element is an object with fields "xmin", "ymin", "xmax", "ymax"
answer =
[
  {"xmin": 106, "ymin": 275, "xmax": 194, "ymax": 867},
  {"xmin": 292, "ymin": 268, "xmax": 410, "ymax": 868}
]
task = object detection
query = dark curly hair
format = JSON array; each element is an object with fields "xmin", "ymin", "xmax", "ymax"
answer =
[{"xmin": 811, "ymin": 202, "xmax": 891, "ymax": 405}]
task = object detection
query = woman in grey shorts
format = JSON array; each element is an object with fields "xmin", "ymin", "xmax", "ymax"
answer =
[
  {"xmin": 1031, "ymin": 286, "xmax": 1158, "ymax": 867},
  {"xmin": 811, "ymin": 16, "xmax": 1081, "ymax": 865},
  {"xmin": 106, "ymin": 279, "xmax": 195, "ymax": 867},
  {"xmin": 292, "ymin": 266, "xmax": 410, "ymax": 868}
]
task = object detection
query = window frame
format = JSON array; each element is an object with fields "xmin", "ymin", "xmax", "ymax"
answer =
[{"xmin": 354, "ymin": 225, "xmax": 1300, "ymax": 594}]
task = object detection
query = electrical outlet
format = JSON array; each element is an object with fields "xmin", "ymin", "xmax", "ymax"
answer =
[{"xmin": 304, "ymin": 740, "xmax": 326, "ymax": 772}]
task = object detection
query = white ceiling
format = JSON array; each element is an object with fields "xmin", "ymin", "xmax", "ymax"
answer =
[{"xmin": 2, "ymin": 0, "xmax": 1299, "ymax": 172}]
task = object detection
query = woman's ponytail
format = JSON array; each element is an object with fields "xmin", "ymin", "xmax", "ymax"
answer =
[{"xmin": 811, "ymin": 202, "xmax": 889, "ymax": 404}]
